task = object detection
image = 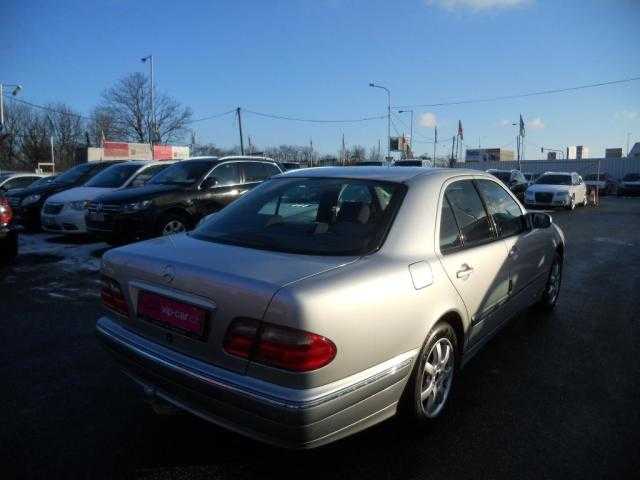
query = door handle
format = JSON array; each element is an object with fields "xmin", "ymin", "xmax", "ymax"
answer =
[{"xmin": 456, "ymin": 264, "xmax": 474, "ymax": 279}]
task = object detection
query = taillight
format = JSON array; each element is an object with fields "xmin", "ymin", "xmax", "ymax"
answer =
[
  {"xmin": 0, "ymin": 197, "xmax": 12, "ymax": 226},
  {"xmin": 101, "ymin": 275, "xmax": 129, "ymax": 316},
  {"xmin": 223, "ymin": 320, "xmax": 336, "ymax": 372},
  {"xmin": 223, "ymin": 318, "xmax": 259, "ymax": 358}
]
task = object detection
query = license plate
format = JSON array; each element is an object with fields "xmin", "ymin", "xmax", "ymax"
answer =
[
  {"xmin": 137, "ymin": 291, "xmax": 207, "ymax": 338},
  {"xmin": 89, "ymin": 212, "xmax": 104, "ymax": 222}
]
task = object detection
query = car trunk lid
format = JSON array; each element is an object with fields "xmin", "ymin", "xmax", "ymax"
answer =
[{"xmin": 101, "ymin": 233, "xmax": 358, "ymax": 373}]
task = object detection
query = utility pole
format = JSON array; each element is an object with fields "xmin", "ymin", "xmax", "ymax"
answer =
[
  {"xmin": 141, "ymin": 55, "xmax": 155, "ymax": 159},
  {"xmin": 50, "ymin": 135, "xmax": 55, "ymax": 166},
  {"xmin": 342, "ymin": 134, "xmax": 346, "ymax": 165},
  {"xmin": 369, "ymin": 83, "xmax": 391, "ymax": 161},
  {"xmin": 627, "ymin": 132, "xmax": 632, "ymax": 157},
  {"xmin": 309, "ymin": 139, "xmax": 314, "ymax": 167},
  {"xmin": 236, "ymin": 107, "xmax": 244, "ymax": 155},
  {"xmin": 450, "ymin": 136, "xmax": 456, "ymax": 167},
  {"xmin": 433, "ymin": 128, "xmax": 437, "ymax": 165}
]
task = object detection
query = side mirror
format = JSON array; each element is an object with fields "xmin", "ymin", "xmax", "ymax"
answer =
[
  {"xmin": 201, "ymin": 177, "xmax": 219, "ymax": 189},
  {"xmin": 529, "ymin": 212, "xmax": 552, "ymax": 229}
]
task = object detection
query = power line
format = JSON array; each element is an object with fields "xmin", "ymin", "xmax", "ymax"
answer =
[
  {"xmin": 395, "ymin": 75, "xmax": 640, "ymax": 109},
  {"xmin": 244, "ymin": 109, "xmax": 385, "ymax": 124},
  {"xmin": 4, "ymin": 95, "xmax": 92, "ymax": 120},
  {"xmin": 187, "ymin": 109, "xmax": 236, "ymax": 124}
]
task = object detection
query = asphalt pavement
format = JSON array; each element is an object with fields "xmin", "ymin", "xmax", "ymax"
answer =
[{"xmin": 1, "ymin": 198, "xmax": 639, "ymax": 479}]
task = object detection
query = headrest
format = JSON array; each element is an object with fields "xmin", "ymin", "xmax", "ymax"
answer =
[{"xmin": 336, "ymin": 202, "xmax": 370, "ymax": 224}]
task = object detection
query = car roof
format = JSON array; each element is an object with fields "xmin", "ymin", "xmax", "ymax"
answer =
[
  {"xmin": 218, "ymin": 155, "xmax": 277, "ymax": 163},
  {"xmin": 541, "ymin": 171, "xmax": 575, "ymax": 176},
  {"xmin": 280, "ymin": 166, "xmax": 492, "ymax": 184}
]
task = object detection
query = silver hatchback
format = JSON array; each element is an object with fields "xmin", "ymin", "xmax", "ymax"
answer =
[{"xmin": 96, "ymin": 167, "xmax": 565, "ymax": 448}]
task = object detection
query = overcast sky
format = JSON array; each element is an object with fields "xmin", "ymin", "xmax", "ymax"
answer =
[{"xmin": 2, "ymin": 0, "xmax": 639, "ymax": 157}]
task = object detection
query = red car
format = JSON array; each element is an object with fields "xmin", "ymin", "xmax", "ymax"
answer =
[{"xmin": 0, "ymin": 195, "xmax": 18, "ymax": 263}]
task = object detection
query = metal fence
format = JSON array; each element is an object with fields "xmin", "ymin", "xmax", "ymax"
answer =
[{"xmin": 453, "ymin": 157, "xmax": 640, "ymax": 180}]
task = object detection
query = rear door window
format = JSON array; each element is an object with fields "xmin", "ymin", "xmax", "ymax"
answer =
[
  {"xmin": 209, "ymin": 163, "xmax": 240, "ymax": 186},
  {"xmin": 443, "ymin": 180, "xmax": 494, "ymax": 248},
  {"xmin": 476, "ymin": 179, "xmax": 526, "ymax": 238},
  {"xmin": 439, "ymin": 196, "xmax": 462, "ymax": 253},
  {"xmin": 241, "ymin": 162, "xmax": 279, "ymax": 183}
]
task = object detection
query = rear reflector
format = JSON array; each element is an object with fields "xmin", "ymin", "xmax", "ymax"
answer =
[
  {"xmin": 101, "ymin": 275, "xmax": 129, "ymax": 317},
  {"xmin": 223, "ymin": 320, "xmax": 336, "ymax": 372}
]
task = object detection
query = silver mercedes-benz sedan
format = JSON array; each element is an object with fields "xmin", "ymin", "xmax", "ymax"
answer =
[{"xmin": 96, "ymin": 167, "xmax": 565, "ymax": 449}]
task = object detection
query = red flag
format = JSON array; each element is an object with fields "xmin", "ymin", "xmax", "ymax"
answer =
[{"xmin": 458, "ymin": 120, "xmax": 464, "ymax": 140}]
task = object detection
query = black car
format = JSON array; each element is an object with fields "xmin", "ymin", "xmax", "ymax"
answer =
[
  {"xmin": 486, "ymin": 169, "xmax": 528, "ymax": 200},
  {"xmin": 7, "ymin": 161, "xmax": 125, "ymax": 230},
  {"xmin": 86, "ymin": 156, "xmax": 283, "ymax": 243},
  {"xmin": 0, "ymin": 195, "xmax": 18, "ymax": 264}
]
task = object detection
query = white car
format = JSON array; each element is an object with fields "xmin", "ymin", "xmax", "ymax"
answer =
[
  {"xmin": 41, "ymin": 161, "xmax": 171, "ymax": 234},
  {"xmin": 524, "ymin": 171, "xmax": 587, "ymax": 210}
]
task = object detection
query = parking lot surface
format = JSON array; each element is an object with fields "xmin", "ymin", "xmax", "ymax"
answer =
[{"xmin": 1, "ymin": 198, "xmax": 639, "ymax": 479}]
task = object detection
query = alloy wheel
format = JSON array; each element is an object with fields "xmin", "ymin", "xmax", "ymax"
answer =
[
  {"xmin": 546, "ymin": 259, "xmax": 561, "ymax": 305},
  {"xmin": 420, "ymin": 338, "xmax": 455, "ymax": 418},
  {"xmin": 162, "ymin": 219, "xmax": 186, "ymax": 236}
]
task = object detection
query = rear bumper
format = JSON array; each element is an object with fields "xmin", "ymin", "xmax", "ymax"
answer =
[{"xmin": 96, "ymin": 316, "xmax": 414, "ymax": 449}]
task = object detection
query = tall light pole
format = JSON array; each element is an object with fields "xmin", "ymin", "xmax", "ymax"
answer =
[
  {"xmin": 0, "ymin": 83, "xmax": 22, "ymax": 131},
  {"xmin": 369, "ymin": 83, "xmax": 390, "ymax": 161},
  {"xmin": 141, "ymin": 55, "xmax": 155, "ymax": 158},
  {"xmin": 398, "ymin": 109, "xmax": 414, "ymax": 155},
  {"xmin": 627, "ymin": 132, "xmax": 632, "ymax": 157}
]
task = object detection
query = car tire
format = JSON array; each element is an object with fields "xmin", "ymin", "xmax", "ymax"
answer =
[
  {"xmin": 157, "ymin": 212, "xmax": 190, "ymax": 237},
  {"xmin": 402, "ymin": 322, "xmax": 458, "ymax": 423},
  {"xmin": 535, "ymin": 252, "xmax": 563, "ymax": 311}
]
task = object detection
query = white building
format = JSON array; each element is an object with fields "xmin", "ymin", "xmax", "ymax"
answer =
[{"xmin": 566, "ymin": 145, "xmax": 589, "ymax": 160}]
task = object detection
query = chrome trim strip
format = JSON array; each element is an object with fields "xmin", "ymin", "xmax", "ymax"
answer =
[{"xmin": 97, "ymin": 317, "xmax": 415, "ymax": 410}]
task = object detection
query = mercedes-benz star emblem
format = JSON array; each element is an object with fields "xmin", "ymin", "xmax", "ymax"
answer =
[{"xmin": 161, "ymin": 265, "xmax": 175, "ymax": 284}]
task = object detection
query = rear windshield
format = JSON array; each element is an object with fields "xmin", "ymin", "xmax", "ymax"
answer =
[
  {"xmin": 148, "ymin": 160, "xmax": 213, "ymax": 186},
  {"xmin": 394, "ymin": 161, "xmax": 422, "ymax": 167},
  {"xmin": 489, "ymin": 171, "xmax": 511, "ymax": 182},
  {"xmin": 535, "ymin": 174, "xmax": 572, "ymax": 185},
  {"xmin": 623, "ymin": 174, "xmax": 640, "ymax": 181},
  {"xmin": 85, "ymin": 163, "xmax": 142, "ymax": 188},
  {"xmin": 192, "ymin": 177, "xmax": 405, "ymax": 256},
  {"xmin": 584, "ymin": 174, "xmax": 607, "ymax": 181}
]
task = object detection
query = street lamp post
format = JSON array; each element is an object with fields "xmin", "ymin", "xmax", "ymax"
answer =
[
  {"xmin": 398, "ymin": 109, "xmax": 414, "ymax": 156},
  {"xmin": 141, "ymin": 55, "xmax": 155, "ymax": 159},
  {"xmin": 369, "ymin": 83, "xmax": 391, "ymax": 161},
  {"xmin": 0, "ymin": 83, "xmax": 22, "ymax": 130}
]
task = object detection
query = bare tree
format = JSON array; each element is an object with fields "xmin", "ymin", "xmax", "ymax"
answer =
[
  {"xmin": 99, "ymin": 72, "xmax": 192, "ymax": 144},
  {"xmin": 88, "ymin": 106, "xmax": 123, "ymax": 145},
  {"xmin": 348, "ymin": 145, "xmax": 366, "ymax": 164},
  {"xmin": 46, "ymin": 103, "xmax": 85, "ymax": 170}
]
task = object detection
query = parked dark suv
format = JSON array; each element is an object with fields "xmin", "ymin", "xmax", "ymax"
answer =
[
  {"xmin": 7, "ymin": 160, "xmax": 125, "ymax": 230},
  {"xmin": 86, "ymin": 156, "xmax": 283, "ymax": 243},
  {"xmin": 486, "ymin": 169, "xmax": 528, "ymax": 201}
]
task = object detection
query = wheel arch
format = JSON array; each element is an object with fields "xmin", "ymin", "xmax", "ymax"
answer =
[
  {"xmin": 156, "ymin": 207, "xmax": 195, "ymax": 230},
  {"xmin": 435, "ymin": 309, "xmax": 466, "ymax": 355}
]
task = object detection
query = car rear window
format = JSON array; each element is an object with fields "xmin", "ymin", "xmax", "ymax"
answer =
[
  {"xmin": 535, "ymin": 174, "xmax": 572, "ymax": 185},
  {"xmin": 192, "ymin": 177, "xmax": 406, "ymax": 256}
]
